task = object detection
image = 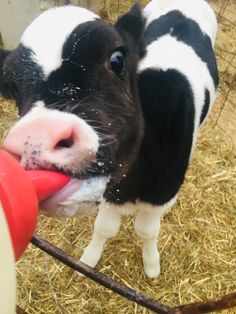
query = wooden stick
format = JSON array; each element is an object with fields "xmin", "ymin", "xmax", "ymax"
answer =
[{"xmin": 31, "ymin": 234, "xmax": 174, "ymax": 314}]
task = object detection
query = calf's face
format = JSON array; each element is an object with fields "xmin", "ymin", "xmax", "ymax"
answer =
[{"xmin": 0, "ymin": 5, "xmax": 144, "ymax": 217}]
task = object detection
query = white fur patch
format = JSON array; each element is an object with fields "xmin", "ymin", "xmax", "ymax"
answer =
[
  {"xmin": 21, "ymin": 6, "xmax": 99, "ymax": 77},
  {"xmin": 106, "ymin": 194, "xmax": 178, "ymax": 217},
  {"xmin": 143, "ymin": 0, "xmax": 217, "ymax": 45}
]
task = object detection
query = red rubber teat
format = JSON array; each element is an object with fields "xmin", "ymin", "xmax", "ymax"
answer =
[
  {"xmin": 0, "ymin": 150, "xmax": 70, "ymax": 260},
  {"xmin": 26, "ymin": 170, "xmax": 70, "ymax": 201}
]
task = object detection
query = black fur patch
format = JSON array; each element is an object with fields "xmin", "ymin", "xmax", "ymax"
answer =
[
  {"xmin": 200, "ymin": 88, "xmax": 210, "ymax": 125},
  {"xmin": 0, "ymin": 48, "xmax": 18, "ymax": 100},
  {"xmin": 2, "ymin": 45, "xmax": 45, "ymax": 114},
  {"xmin": 105, "ymin": 68, "xmax": 195, "ymax": 205}
]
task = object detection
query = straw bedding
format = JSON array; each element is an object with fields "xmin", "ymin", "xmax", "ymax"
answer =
[{"xmin": 0, "ymin": 1, "xmax": 235, "ymax": 313}]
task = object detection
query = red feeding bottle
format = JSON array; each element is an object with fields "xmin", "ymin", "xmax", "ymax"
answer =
[{"xmin": 0, "ymin": 149, "xmax": 70, "ymax": 260}]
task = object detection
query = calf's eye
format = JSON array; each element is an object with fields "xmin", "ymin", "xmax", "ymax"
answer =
[{"xmin": 109, "ymin": 51, "xmax": 125, "ymax": 76}]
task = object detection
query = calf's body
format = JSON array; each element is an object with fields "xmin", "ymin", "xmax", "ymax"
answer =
[
  {"xmin": 80, "ymin": 0, "xmax": 218, "ymax": 278},
  {"xmin": 1, "ymin": 0, "xmax": 218, "ymax": 278}
]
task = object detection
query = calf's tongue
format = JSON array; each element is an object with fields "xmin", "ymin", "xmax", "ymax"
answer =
[{"xmin": 40, "ymin": 179, "xmax": 82, "ymax": 212}]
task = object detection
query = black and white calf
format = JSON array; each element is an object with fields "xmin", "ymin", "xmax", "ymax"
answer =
[
  {"xmin": 0, "ymin": 0, "xmax": 218, "ymax": 278},
  {"xmin": 79, "ymin": 0, "xmax": 218, "ymax": 278}
]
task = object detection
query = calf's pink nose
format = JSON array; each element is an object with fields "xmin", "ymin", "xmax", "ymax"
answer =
[{"xmin": 3, "ymin": 117, "xmax": 80, "ymax": 167}]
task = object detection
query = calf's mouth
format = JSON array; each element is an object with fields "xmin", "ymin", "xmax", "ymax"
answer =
[{"xmin": 39, "ymin": 174, "xmax": 110, "ymax": 218}]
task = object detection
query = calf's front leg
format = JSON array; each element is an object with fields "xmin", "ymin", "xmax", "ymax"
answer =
[
  {"xmin": 134, "ymin": 196, "xmax": 177, "ymax": 278},
  {"xmin": 80, "ymin": 201, "xmax": 121, "ymax": 268}
]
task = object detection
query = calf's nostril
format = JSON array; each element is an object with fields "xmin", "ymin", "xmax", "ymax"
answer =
[{"xmin": 55, "ymin": 137, "xmax": 74, "ymax": 149}]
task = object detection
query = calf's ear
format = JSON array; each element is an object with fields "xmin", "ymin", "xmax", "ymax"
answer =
[
  {"xmin": 115, "ymin": 4, "xmax": 144, "ymax": 49},
  {"xmin": 0, "ymin": 48, "xmax": 16, "ymax": 100}
]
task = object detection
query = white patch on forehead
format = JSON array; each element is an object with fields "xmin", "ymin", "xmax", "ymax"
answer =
[{"xmin": 21, "ymin": 6, "xmax": 99, "ymax": 77}]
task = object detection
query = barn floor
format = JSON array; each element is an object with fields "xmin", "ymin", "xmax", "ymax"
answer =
[{"xmin": 0, "ymin": 1, "xmax": 235, "ymax": 313}]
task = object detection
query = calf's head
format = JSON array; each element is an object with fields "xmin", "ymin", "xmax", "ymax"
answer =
[{"xmin": 0, "ymin": 5, "xmax": 144, "ymax": 217}]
